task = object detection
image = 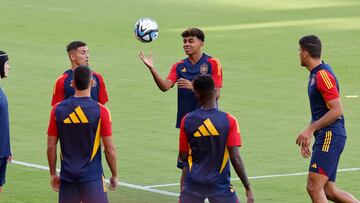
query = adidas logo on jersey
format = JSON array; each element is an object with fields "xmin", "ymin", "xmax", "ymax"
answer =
[
  {"xmin": 193, "ymin": 119, "xmax": 219, "ymax": 137},
  {"xmin": 63, "ymin": 106, "xmax": 89, "ymax": 124}
]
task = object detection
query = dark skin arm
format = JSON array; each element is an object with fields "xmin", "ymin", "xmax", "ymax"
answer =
[
  {"xmin": 229, "ymin": 146, "xmax": 254, "ymax": 203},
  {"xmin": 179, "ymin": 151, "xmax": 188, "ymax": 192},
  {"xmin": 179, "ymin": 151, "xmax": 188, "ymax": 163}
]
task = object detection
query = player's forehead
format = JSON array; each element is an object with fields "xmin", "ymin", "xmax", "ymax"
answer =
[
  {"xmin": 183, "ymin": 36, "xmax": 199, "ymax": 41},
  {"xmin": 76, "ymin": 46, "xmax": 89, "ymax": 53}
]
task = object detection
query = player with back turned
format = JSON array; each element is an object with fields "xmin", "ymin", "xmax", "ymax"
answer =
[
  {"xmin": 178, "ymin": 75, "xmax": 254, "ymax": 203},
  {"xmin": 47, "ymin": 66, "xmax": 117, "ymax": 203}
]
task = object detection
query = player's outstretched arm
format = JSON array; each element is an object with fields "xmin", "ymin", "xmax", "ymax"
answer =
[
  {"xmin": 102, "ymin": 136, "xmax": 118, "ymax": 190},
  {"xmin": 229, "ymin": 146, "xmax": 254, "ymax": 203},
  {"xmin": 139, "ymin": 51, "xmax": 174, "ymax": 92}
]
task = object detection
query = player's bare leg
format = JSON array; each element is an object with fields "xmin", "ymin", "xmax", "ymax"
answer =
[
  {"xmin": 324, "ymin": 181, "xmax": 359, "ymax": 203},
  {"xmin": 307, "ymin": 172, "xmax": 328, "ymax": 203},
  {"xmin": 0, "ymin": 186, "xmax": 2, "ymax": 193}
]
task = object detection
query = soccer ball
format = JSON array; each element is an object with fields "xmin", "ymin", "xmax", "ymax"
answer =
[{"xmin": 134, "ymin": 18, "xmax": 159, "ymax": 43}]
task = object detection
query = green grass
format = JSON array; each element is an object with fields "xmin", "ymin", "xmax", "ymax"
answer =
[{"xmin": 0, "ymin": 0, "xmax": 359, "ymax": 202}]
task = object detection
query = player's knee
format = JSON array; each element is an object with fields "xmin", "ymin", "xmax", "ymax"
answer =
[{"xmin": 306, "ymin": 181, "xmax": 321, "ymax": 195}]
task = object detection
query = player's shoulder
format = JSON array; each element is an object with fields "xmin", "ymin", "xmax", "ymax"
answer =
[
  {"xmin": 55, "ymin": 71, "xmax": 70, "ymax": 83},
  {"xmin": 53, "ymin": 99, "xmax": 70, "ymax": 113},
  {"xmin": 225, "ymin": 112, "xmax": 238, "ymax": 123},
  {"xmin": 52, "ymin": 101, "xmax": 62, "ymax": 110},
  {"xmin": 206, "ymin": 55, "xmax": 222, "ymax": 68},
  {"xmin": 172, "ymin": 59, "xmax": 185, "ymax": 68},
  {"xmin": 92, "ymin": 71, "xmax": 104, "ymax": 79},
  {"xmin": 97, "ymin": 102, "xmax": 110, "ymax": 112},
  {"xmin": 205, "ymin": 54, "xmax": 220, "ymax": 62},
  {"xmin": 182, "ymin": 110, "xmax": 200, "ymax": 124},
  {"xmin": 98, "ymin": 102, "xmax": 112, "ymax": 120},
  {"xmin": 315, "ymin": 66, "xmax": 335, "ymax": 80}
]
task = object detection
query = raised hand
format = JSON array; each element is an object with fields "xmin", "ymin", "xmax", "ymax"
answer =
[{"xmin": 139, "ymin": 51, "xmax": 154, "ymax": 70}]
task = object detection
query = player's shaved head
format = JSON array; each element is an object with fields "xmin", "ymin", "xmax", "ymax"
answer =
[
  {"xmin": 182, "ymin": 28, "xmax": 205, "ymax": 42},
  {"xmin": 67, "ymin": 41, "xmax": 87, "ymax": 53},
  {"xmin": 299, "ymin": 35, "xmax": 322, "ymax": 58},
  {"xmin": 193, "ymin": 74, "xmax": 215, "ymax": 105},
  {"xmin": 73, "ymin": 66, "xmax": 92, "ymax": 90}
]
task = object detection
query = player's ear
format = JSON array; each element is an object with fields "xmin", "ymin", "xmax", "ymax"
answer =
[
  {"xmin": 194, "ymin": 91, "xmax": 200, "ymax": 100},
  {"xmin": 68, "ymin": 51, "xmax": 76, "ymax": 61},
  {"xmin": 303, "ymin": 50, "xmax": 309, "ymax": 58},
  {"xmin": 70, "ymin": 80, "xmax": 74, "ymax": 88},
  {"xmin": 91, "ymin": 79, "xmax": 95, "ymax": 87},
  {"xmin": 200, "ymin": 40, "xmax": 204, "ymax": 47}
]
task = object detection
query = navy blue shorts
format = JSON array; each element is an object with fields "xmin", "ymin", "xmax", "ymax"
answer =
[
  {"xmin": 309, "ymin": 130, "xmax": 346, "ymax": 182},
  {"xmin": 0, "ymin": 157, "xmax": 8, "ymax": 187},
  {"xmin": 59, "ymin": 177, "xmax": 108, "ymax": 203},
  {"xmin": 179, "ymin": 189, "xmax": 239, "ymax": 203}
]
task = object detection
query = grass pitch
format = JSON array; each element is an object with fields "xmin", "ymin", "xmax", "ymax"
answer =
[{"xmin": 0, "ymin": 0, "xmax": 359, "ymax": 202}]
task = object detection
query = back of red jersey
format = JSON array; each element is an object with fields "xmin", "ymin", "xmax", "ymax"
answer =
[{"xmin": 47, "ymin": 97, "xmax": 112, "ymax": 182}]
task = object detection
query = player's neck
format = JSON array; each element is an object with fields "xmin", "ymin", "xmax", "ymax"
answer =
[
  {"xmin": 74, "ymin": 89, "xmax": 91, "ymax": 98},
  {"xmin": 188, "ymin": 52, "xmax": 203, "ymax": 65},
  {"xmin": 70, "ymin": 64, "xmax": 78, "ymax": 71},
  {"xmin": 200, "ymin": 100, "xmax": 217, "ymax": 110},
  {"xmin": 70, "ymin": 62, "xmax": 82, "ymax": 71},
  {"xmin": 307, "ymin": 59, "xmax": 322, "ymax": 72}
]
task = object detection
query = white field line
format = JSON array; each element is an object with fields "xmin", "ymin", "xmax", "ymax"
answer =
[
  {"xmin": 12, "ymin": 160, "xmax": 179, "ymax": 197},
  {"xmin": 345, "ymin": 95, "xmax": 359, "ymax": 98},
  {"xmin": 144, "ymin": 167, "xmax": 360, "ymax": 189}
]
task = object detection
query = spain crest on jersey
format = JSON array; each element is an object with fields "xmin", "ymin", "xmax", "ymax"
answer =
[
  {"xmin": 200, "ymin": 63, "xmax": 209, "ymax": 75},
  {"xmin": 310, "ymin": 74, "xmax": 316, "ymax": 86}
]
